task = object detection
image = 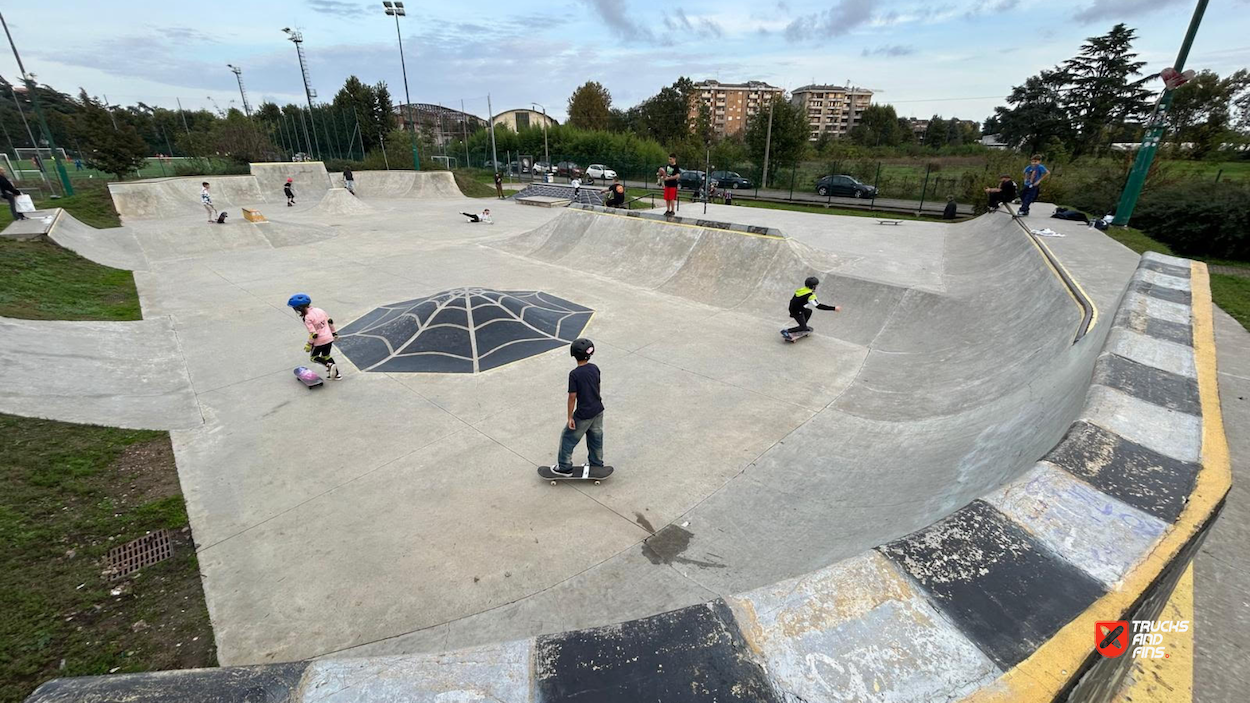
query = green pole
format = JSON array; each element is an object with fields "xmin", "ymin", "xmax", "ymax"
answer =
[
  {"xmin": 1112, "ymin": 0, "xmax": 1208, "ymax": 226},
  {"xmin": 1, "ymin": 12, "xmax": 73, "ymax": 196}
]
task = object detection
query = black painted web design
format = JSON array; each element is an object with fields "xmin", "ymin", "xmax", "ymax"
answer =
[{"xmin": 335, "ymin": 288, "xmax": 593, "ymax": 373}]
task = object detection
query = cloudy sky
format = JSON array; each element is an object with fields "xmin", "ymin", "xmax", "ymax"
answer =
[{"xmin": 4, "ymin": 0, "xmax": 1248, "ymax": 124}]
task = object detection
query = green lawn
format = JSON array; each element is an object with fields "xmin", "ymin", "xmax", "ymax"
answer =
[
  {"xmin": 0, "ymin": 179, "xmax": 121, "ymax": 231},
  {"xmin": 451, "ymin": 170, "xmax": 499, "ymax": 198},
  {"xmin": 1210, "ymin": 275, "xmax": 1250, "ymax": 329},
  {"xmin": 1100, "ymin": 226, "xmax": 1250, "ymax": 330},
  {"xmin": 0, "ymin": 414, "xmax": 216, "ymax": 703},
  {"xmin": 0, "ymin": 239, "xmax": 140, "ymax": 321}
]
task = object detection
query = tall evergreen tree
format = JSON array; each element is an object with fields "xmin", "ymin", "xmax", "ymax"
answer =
[
  {"xmin": 567, "ymin": 81, "xmax": 612, "ymax": 131},
  {"xmin": 989, "ymin": 69, "xmax": 1074, "ymax": 154},
  {"xmin": 74, "ymin": 91, "xmax": 148, "ymax": 178},
  {"xmin": 1062, "ymin": 24, "xmax": 1152, "ymax": 156}
]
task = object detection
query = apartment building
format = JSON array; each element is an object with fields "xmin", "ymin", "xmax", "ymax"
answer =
[
  {"xmin": 790, "ymin": 85, "xmax": 874, "ymax": 141},
  {"xmin": 687, "ymin": 80, "xmax": 786, "ymax": 137}
]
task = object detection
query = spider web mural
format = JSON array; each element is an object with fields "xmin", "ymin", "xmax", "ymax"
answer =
[{"xmin": 335, "ymin": 288, "xmax": 593, "ymax": 373}]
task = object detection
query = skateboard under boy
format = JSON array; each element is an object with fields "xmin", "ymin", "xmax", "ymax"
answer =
[
  {"xmin": 537, "ymin": 464, "xmax": 614, "ymax": 485},
  {"xmin": 780, "ymin": 328, "xmax": 812, "ymax": 343},
  {"xmin": 294, "ymin": 366, "xmax": 324, "ymax": 389}
]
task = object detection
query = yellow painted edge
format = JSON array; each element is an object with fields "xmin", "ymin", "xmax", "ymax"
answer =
[
  {"xmin": 566, "ymin": 205, "xmax": 784, "ymax": 240},
  {"xmin": 1109, "ymin": 562, "xmax": 1194, "ymax": 703},
  {"xmin": 964, "ymin": 261, "xmax": 1229, "ymax": 701},
  {"xmin": 1024, "ymin": 231, "xmax": 1099, "ymax": 339}
]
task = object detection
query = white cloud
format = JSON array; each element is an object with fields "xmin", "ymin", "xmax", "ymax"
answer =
[{"xmin": 1073, "ymin": 0, "xmax": 1186, "ymax": 22}]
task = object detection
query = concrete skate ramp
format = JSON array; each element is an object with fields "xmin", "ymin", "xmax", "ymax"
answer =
[
  {"xmin": 348, "ymin": 170, "xmax": 463, "ymax": 199},
  {"xmin": 0, "ymin": 316, "xmax": 200, "ymax": 430},
  {"xmin": 44, "ymin": 209, "xmax": 147, "ymax": 271},
  {"xmin": 109, "ymin": 175, "xmax": 266, "ymax": 221},
  {"xmin": 309, "ymin": 188, "xmax": 374, "ymax": 217},
  {"xmin": 491, "ymin": 208, "xmax": 1097, "ymax": 576},
  {"xmin": 250, "ymin": 161, "xmax": 331, "ymax": 202},
  {"xmin": 125, "ymin": 219, "xmax": 336, "ymax": 261}
]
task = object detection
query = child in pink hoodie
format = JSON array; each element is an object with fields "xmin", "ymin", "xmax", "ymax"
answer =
[{"xmin": 287, "ymin": 293, "xmax": 341, "ymax": 379}]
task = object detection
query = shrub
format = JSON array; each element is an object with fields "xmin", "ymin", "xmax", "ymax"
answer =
[{"xmin": 1132, "ymin": 181, "xmax": 1250, "ymax": 260}]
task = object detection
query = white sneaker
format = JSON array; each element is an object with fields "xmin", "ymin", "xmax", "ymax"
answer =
[{"xmin": 327, "ymin": 363, "xmax": 341, "ymax": 380}]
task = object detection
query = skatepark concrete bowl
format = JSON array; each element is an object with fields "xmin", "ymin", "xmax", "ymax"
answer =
[{"xmin": 12, "ymin": 166, "xmax": 1228, "ymax": 701}]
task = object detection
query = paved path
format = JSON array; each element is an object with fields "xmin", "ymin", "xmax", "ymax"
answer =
[{"xmin": 1194, "ymin": 308, "xmax": 1250, "ymax": 703}]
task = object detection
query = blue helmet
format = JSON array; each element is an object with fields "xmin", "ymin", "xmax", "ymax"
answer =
[{"xmin": 287, "ymin": 293, "xmax": 312, "ymax": 308}]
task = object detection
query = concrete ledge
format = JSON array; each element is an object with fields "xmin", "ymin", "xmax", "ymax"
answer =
[
  {"xmin": 1, "ymin": 208, "xmax": 57, "ymax": 240},
  {"xmin": 27, "ymin": 254, "xmax": 1229, "ymax": 702},
  {"xmin": 569, "ymin": 202, "xmax": 785, "ymax": 238}
]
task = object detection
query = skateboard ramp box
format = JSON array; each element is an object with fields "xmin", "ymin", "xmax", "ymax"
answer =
[{"xmin": 309, "ymin": 188, "xmax": 374, "ymax": 216}]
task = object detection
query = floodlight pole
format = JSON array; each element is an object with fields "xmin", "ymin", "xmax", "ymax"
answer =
[
  {"xmin": 227, "ymin": 64, "xmax": 252, "ymax": 117},
  {"xmin": 1, "ymin": 11, "xmax": 72, "ymax": 195},
  {"xmin": 383, "ymin": 2, "xmax": 421, "ymax": 170},
  {"xmin": 487, "ymin": 93, "xmax": 499, "ymax": 174},
  {"xmin": 1113, "ymin": 0, "xmax": 1209, "ymax": 226},
  {"xmin": 283, "ymin": 28, "xmax": 321, "ymax": 160}
]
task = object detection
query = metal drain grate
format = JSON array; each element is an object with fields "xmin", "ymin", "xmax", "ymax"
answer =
[{"xmin": 104, "ymin": 530, "xmax": 174, "ymax": 581}]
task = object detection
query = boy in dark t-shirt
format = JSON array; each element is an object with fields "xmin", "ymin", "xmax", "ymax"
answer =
[
  {"xmin": 662, "ymin": 153, "xmax": 681, "ymax": 216},
  {"xmin": 552, "ymin": 338, "xmax": 605, "ymax": 474}
]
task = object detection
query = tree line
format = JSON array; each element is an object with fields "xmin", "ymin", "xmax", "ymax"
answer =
[{"xmin": 985, "ymin": 23, "xmax": 1250, "ymax": 161}]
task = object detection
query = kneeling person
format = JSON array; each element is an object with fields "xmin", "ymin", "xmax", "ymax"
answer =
[{"xmin": 788, "ymin": 276, "xmax": 840, "ymax": 333}]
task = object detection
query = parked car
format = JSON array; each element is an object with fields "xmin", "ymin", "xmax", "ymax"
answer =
[
  {"xmin": 677, "ymin": 170, "xmax": 706, "ymax": 190},
  {"xmin": 507, "ymin": 160, "xmax": 530, "ymax": 175},
  {"xmin": 484, "ymin": 159, "xmax": 504, "ymax": 170},
  {"xmin": 532, "ymin": 161, "xmax": 553, "ymax": 175},
  {"xmin": 710, "ymin": 170, "xmax": 752, "ymax": 189},
  {"xmin": 555, "ymin": 161, "xmax": 583, "ymax": 178},
  {"xmin": 816, "ymin": 174, "xmax": 877, "ymax": 198},
  {"xmin": 585, "ymin": 164, "xmax": 617, "ymax": 183}
]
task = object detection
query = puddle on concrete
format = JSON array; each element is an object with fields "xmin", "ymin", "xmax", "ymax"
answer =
[{"xmin": 642, "ymin": 525, "xmax": 726, "ymax": 569}]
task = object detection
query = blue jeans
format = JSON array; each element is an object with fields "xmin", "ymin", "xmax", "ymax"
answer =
[
  {"xmin": 558, "ymin": 412, "xmax": 604, "ymax": 469},
  {"xmin": 1020, "ymin": 185, "xmax": 1039, "ymax": 214}
]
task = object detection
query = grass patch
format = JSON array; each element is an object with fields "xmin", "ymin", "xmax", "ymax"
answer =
[
  {"xmin": 1101, "ymin": 225, "xmax": 1250, "ymax": 330},
  {"xmin": 1100, "ymin": 226, "xmax": 1175, "ymax": 257},
  {"xmin": 1211, "ymin": 275, "xmax": 1250, "ymax": 329},
  {"xmin": 0, "ymin": 414, "xmax": 216, "ymax": 703},
  {"xmin": 452, "ymin": 170, "xmax": 500, "ymax": 198},
  {"xmin": 0, "ymin": 239, "xmax": 140, "ymax": 321},
  {"xmin": 0, "ymin": 179, "xmax": 121, "ymax": 231}
]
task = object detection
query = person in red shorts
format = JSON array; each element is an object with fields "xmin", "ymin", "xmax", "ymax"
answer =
[{"xmin": 661, "ymin": 153, "xmax": 681, "ymax": 216}]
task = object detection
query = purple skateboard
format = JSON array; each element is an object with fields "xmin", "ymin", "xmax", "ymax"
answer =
[{"xmin": 294, "ymin": 366, "xmax": 323, "ymax": 389}]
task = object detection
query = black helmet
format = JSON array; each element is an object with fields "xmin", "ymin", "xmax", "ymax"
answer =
[
  {"xmin": 805, "ymin": 276, "xmax": 820, "ymax": 289},
  {"xmin": 570, "ymin": 338, "xmax": 595, "ymax": 361}
]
